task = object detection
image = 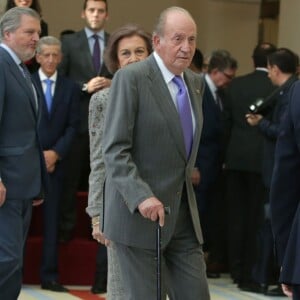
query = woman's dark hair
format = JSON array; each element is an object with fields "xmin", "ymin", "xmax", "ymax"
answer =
[
  {"xmin": 104, "ymin": 23, "xmax": 153, "ymax": 74},
  {"xmin": 6, "ymin": 0, "xmax": 42, "ymax": 15}
]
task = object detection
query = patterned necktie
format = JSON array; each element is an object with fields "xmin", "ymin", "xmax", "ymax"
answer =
[
  {"xmin": 20, "ymin": 62, "xmax": 34, "ymax": 93},
  {"xmin": 215, "ymin": 89, "xmax": 223, "ymax": 111},
  {"xmin": 92, "ymin": 34, "xmax": 101, "ymax": 74},
  {"xmin": 172, "ymin": 75, "xmax": 193, "ymax": 158},
  {"xmin": 20, "ymin": 62, "xmax": 38, "ymax": 112},
  {"xmin": 44, "ymin": 78, "xmax": 53, "ymax": 113}
]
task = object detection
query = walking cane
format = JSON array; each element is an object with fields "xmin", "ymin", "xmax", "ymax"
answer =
[{"xmin": 156, "ymin": 206, "xmax": 170, "ymax": 300}]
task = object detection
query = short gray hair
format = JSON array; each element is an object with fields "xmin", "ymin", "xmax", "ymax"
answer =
[
  {"xmin": 36, "ymin": 36, "xmax": 61, "ymax": 54},
  {"xmin": 0, "ymin": 7, "xmax": 40, "ymax": 41},
  {"xmin": 208, "ymin": 49, "xmax": 238, "ymax": 73},
  {"xmin": 153, "ymin": 6, "xmax": 194, "ymax": 37}
]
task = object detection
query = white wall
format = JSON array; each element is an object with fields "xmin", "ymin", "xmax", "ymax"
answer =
[
  {"xmin": 0, "ymin": 0, "xmax": 6, "ymax": 16},
  {"xmin": 188, "ymin": 0, "xmax": 260, "ymax": 74},
  {"xmin": 278, "ymin": 0, "xmax": 300, "ymax": 56},
  {"xmin": 0, "ymin": 0, "xmax": 263, "ymax": 75}
]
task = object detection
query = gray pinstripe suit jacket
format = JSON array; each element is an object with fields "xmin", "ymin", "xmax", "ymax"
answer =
[{"xmin": 103, "ymin": 54, "xmax": 204, "ymax": 249}]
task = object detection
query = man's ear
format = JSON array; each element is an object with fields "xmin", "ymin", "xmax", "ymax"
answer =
[
  {"xmin": 152, "ymin": 35, "xmax": 160, "ymax": 48},
  {"xmin": 273, "ymin": 65, "xmax": 280, "ymax": 75},
  {"xmin": 35, "ymin": 53, "xmax": 41, "ymax": 64}
]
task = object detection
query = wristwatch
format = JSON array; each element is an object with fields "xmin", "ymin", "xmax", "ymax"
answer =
[{"xmin": 82, "ymin": 83, "xmax": 88, "ymax": 92}]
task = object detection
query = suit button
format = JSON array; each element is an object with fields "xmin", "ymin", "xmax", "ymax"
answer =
[{"xmin": 176, "ymin": 191, "xmax": 181, "ymax": 196}]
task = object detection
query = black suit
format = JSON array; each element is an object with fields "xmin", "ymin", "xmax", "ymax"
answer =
[
  {"xmin": 58, "ymin": 29, "xmax": 112, "ymax": 237},
  {"xmin": 58, "ymin": 29, "xmax": 111, "ymax": 286},
  {"xmin": 32, "ymin": 71, "xmax": 80, "ymax": 283},
  {"xmin": 59, "ymin": 29, "xmax": 111, "ymax": 133},
  {"xmin": 223, "ymin": 69, "xmax": 274, "ymax": 284}
]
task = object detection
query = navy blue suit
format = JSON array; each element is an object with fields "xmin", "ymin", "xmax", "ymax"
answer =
[
  {"xmin": 0, "ymin": 47, "xmax": 47, "ymax": 299},
  {"xmin": 252, "ymin": 76, "xmax": 298, "ymax": 285},
  {"xmin": 270, "ymin": 80, "xmax": 300, "ymax": 287},
  {"xmin": 32, "ymin": 72, "xmax": 80, "ymax": 283},
  {"xmin": 194, "ymin": 78, "xmax": 223, "ymax": 249},
  {"xmin": 195, "ymin": 80, "xmax": 223, "ymax": 191}
]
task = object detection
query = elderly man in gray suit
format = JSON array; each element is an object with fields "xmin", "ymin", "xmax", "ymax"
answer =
[
  {"xmin": 102, "ymin": 6, "xmax": 210, "ymax": 300},
  {"xmin": 0, "ymin": 7, "xmax": 47, "ymax": 299}
]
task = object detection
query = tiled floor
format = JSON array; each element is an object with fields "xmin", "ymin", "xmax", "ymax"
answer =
[{"xmin": 19, "ymin": 274, "xmax": 287, "ymax": 299}]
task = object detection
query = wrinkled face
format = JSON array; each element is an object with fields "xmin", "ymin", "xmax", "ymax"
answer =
[
  {"xmin": 82, "ymin": 0, "xmax": 108, "ymax": 32},
  {"xmin": 153, "ymin": 11, "xmax": 197, "ymax": 75},
  {"xmin": 117, "ymin": 35, "xmax": 149, "ymax": 69},
  {"xmin": 210, "ymin": 67, "xmax": 236, "ymax": 89},
  {"xmin": 4, "ymin": 15, "xmax": 40, "ymax": 62},
  {"xmin": 36, "ymin": 44, "xmax": 62, "ymax": 77},
  {"xmin": 14, "ymin": 0, "xmax": 33, "ymax": 7}
]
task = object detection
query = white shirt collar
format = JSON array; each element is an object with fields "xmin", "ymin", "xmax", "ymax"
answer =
[
  {"xmin": 0, "ymin": 43, "xmax": 22, "ymax": 66},
  {"xmin": 205, "ymin": 73, "xmax": 217, "ymax": 98},
  {"xmin": 255, "ymin": 67, "xmax": 268, "ymax": 73},
  {"xmin": 38, "ymin": 68, "xmax": 57, "ymax": 82},
  {"xmin": 153, "ymin": 51, "xmax": 183, "ymax": 84},
  {"xmin": 84, "ymin": 27, "xmax": 105, "ymax": 40}
]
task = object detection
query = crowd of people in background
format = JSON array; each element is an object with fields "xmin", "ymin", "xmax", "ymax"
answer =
[{"xmin": 1, "ymin": 0, "xmax": 300, "ymax": 299}]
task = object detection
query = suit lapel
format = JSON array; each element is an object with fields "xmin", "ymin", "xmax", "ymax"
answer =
[
  {"xmin": 184, "ymin": 71, "xmax": 203, "ymax": 164},
  {"xmin": 147, "ymin": 56, "xmax": 187, "ymax": 160},
  {"xmin": 8, "ymin": 57, "xmax": 38, "ymax": 119},
  {"xmin": 32, "ymin": 72, "xmax": 49, "ymax": 119},
  {"xmin": 77, "ymin": 30, "xmax": 95, "ymax": 76},
  {"xmin": 51, "ymin": 76, "xmax": 63, "ymax": 116}
]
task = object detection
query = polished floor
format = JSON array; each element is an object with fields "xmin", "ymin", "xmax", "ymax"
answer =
[{"xmin": 18, "ymin": 274, "xmax": 287, "ymax": 299}]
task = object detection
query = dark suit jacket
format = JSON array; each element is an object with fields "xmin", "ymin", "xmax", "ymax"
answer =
[
  {"xmin": 32, "ymin": 72, "xmax": 80, "ymax": 166},
  {"xmin": 270, "ymin": 80, "xmax": 300, "ymax": 284},
  {"xmin": 59, "ymin": 29, "xmax": 112, "ymax": 133},
  {"xmin": 258, "ymin": 76, "xmax": 298, "ymax": 188},
  {"xmin": 195, "ymin": 79, "xmax": 223, "ymax": 189},
  {"xmin": 103, "ymin": 54, "xmax": 204, "ymax": 249},
  {"xmin": 0, "ymin": 47, "xmax": 47, "ymax": 199},
  {"xmin": 224, "ymin": 70, "xmax": 275, "ymax": 173}
]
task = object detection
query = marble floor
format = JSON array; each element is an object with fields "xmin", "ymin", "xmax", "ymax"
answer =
[{"xmin": 18, "ymin": 274, "xmax": 287, "ymax": 300}]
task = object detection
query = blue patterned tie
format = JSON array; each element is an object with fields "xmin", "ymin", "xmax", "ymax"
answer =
[
  {"xmin": 44, "ymin": 78, "xmax": 53, "ymax": 113},
  {"xmin": 92, "ymin": 34, "xmax": 101, "ymax": 74},
  {"xmin": 172, "ymin": 75, "xmax": 193, "ymax": 158}
]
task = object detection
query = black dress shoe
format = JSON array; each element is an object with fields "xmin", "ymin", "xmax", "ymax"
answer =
[
  {"xmin": 41, "ymin": 281, "xmax": 69, "ymax": 292},
  {"xmin": 265, "ymin": 285, "xmax": 285, "ymax": 297},
  {"xmin": 238, "ymin": 282, "xmax": 267, "ymax": 294},
  {"xmin": 91, "ymin": 283, "xmax": 107, "ymax": 294},
  {"xmin": 206, "ymin": 271, "xmax": 221, "ymax": 279}
]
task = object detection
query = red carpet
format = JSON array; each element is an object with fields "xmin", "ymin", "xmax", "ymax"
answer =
[
  {"xmin": 23, "ymin": 192, "xmax": 100, "ymax": 285},
  {"xmin": 69, "ymin": 290, "xmax": 106, "ymax": 299}
]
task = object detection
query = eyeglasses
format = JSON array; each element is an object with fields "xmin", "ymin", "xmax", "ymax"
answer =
[{"xmin": 221, "ymin": 71, "xmax": 235, "ymax": 80}]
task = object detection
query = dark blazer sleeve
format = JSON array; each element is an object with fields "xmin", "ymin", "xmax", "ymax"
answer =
[
  {"xmin": 270, "ymin": 81, "xmax": 300, "ymax": 265},
  {"xmin": 33, "ymin": 73, "xmax": 80, "ymax": 160},
  {"xmin": 51, "ymin": 79, "xmax": 80, "ymax": 159}
]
